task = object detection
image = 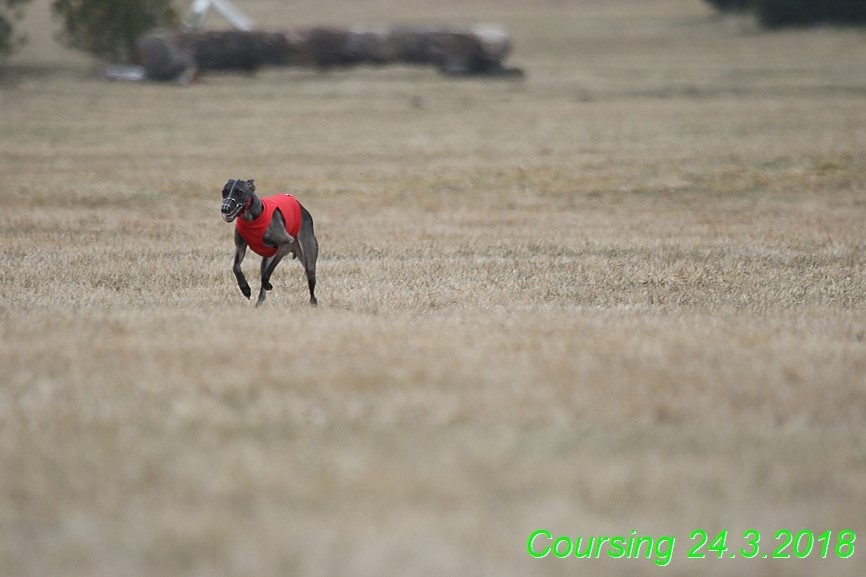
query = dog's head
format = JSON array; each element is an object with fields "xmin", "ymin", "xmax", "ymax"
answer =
[{"xmin": 220, "ymin": 178, "xmax": 255, "ymax": 222}]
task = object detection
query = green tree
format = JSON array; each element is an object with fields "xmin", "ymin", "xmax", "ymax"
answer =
[
  {"xmin": 703, "ymin": 0, "xmax": 866, "ymax": 27},
  {"xmin": 755, "ymin": 0, "xmax": 866, "ymax": 27},
  {"xmin": 52, "ymin": 0, "xmax": 178, "ymax": 63},
  {"xmin": 0, "ymin": 0, "xmax": 32, "ymax": 62}
]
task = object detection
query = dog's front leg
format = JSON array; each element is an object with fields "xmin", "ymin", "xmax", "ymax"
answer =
[
  {"xmin": 232, "ymin": 231, "xmax": 252, "ymax": 299},
  {"xmin": 256, "ymin": 243, "xmax": 292, "ymax": 307}
]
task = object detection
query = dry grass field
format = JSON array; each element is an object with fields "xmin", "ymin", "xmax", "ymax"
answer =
[{"xmin": 2, "ymin": 0, "xmax": 866, "ymax": 575}]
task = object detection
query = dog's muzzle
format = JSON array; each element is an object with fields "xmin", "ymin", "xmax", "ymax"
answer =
[{"xmin": 221, "ymin": 198, "xmax": 243, "ymax": 222}]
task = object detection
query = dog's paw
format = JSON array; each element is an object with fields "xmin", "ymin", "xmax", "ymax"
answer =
[
  {"xmin": 240, "ymin": 284, "xmax": 252, "ymax": 299},
  {"xmin": 263, "ymin": 281, "xmax": 273, "ymax": 291}
]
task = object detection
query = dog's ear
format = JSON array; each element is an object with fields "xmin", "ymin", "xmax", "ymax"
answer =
[{"xmin": 246, "ymin": 179, "xmax": 256, "ymax": 193}]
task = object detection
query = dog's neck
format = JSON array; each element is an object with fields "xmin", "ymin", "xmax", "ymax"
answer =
[{"xmin": 240, "ymin": 194, "xmax": 263, "ymax": 221}]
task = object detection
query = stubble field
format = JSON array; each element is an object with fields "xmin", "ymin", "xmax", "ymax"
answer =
[{"xmin": 2, "ymin": 0, "xmax": 865, "ymax": 575}]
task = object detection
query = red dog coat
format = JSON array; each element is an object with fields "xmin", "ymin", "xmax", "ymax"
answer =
[{"xmin": 235, "ymin": 194, "xmax": 302, "ymax": 257}]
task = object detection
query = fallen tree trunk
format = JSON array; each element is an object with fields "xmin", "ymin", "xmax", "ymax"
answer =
[{"xmin": 135, "ymin": 25, "xmax": 522, "ymax": 81}]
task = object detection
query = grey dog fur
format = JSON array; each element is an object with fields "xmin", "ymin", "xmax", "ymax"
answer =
[{"xmin": 220, "ymin": 178, "xmax": 318, "ymax": 307}]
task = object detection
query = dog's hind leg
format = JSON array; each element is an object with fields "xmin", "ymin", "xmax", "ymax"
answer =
[{"xmin": 297, "ymin": 206, "xmax": 319, "ymax": 306}]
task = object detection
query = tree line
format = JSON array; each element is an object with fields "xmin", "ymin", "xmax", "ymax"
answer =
[
  {"xmin": 705, "ymin": 0, "xmax": 866, "ymax": 27},
  {"xmin": 2, "ymin": 0, "xmax": 865, "ymax": 65}
]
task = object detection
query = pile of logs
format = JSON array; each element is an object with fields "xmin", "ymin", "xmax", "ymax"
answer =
[{"xmin": 135, "ymin": 25, "xmax": 522, "ymax": 81}]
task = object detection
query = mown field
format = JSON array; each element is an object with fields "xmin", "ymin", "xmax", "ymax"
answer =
[{"xmin": 2, "ymin": 0, "xmax": 865, "ymax": 575}]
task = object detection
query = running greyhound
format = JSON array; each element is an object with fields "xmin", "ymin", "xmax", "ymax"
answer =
[{"xmin": 220, "ymin": 178, "xmax": 318, "ymax": 307}]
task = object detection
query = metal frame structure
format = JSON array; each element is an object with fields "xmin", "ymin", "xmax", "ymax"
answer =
[{"xmin": 184, "ymin": 0, "xmax": 253, "ymax": 31}]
